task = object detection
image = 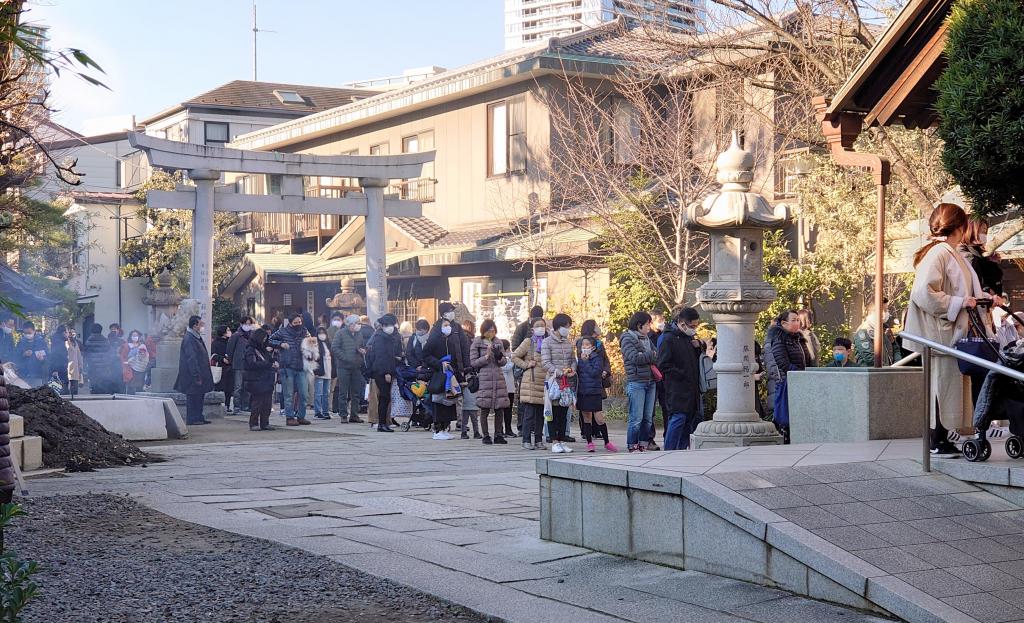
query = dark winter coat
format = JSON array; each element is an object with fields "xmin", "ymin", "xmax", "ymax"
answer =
[
  {"xmin": 83, "ymin": 333, "xmax": 112, "ymax": 390},
  {"xmin": 406, "ymin": 334, "xmax": 429, "ymax": 371},
  {"xmin": 510, "ymin": 318, "xmax": 534, "ymax": 352},
  {"xmin": 366, "ymin": 329, "xmax": 403, "ymax": 377},
  {"xmin": 963, "ymin": 244, "xmax": 1004, "ymax": 295},
  {"xmin": 49, "ymin": 329, "xmax": 68, "ymax": 376},
  {"xmin": 767, "ymin": 325, "xmax": 812, "ymax": 379},
  {"xmin": 576, "ymin": 354, "xmax": 606, "ymax": 397},
  {"xmin": 470, "ymin": 336, "xmax": 510, "ymax": 410},
  {"xmin": 175, "ymin": 330, "xmax": 214, "ymax": 395},
  {"xmin": 423, "ymin": 328, "xmax": 466, "ymax": 382},
  {"xmin": 656, "ymin": 325, "xmax": 701, "ymax": 416},
  {"xmin": 0, "ymin": 369, "xmax": 15, "ymax": 494},
  {"xmin": 0, "ymin": 330, "xmax": 14, "ymax": 363},
  {"xmin": 225, "ymin": 330, "xmax": 250, "ymax": 371},
  {"xmin": 242, "ymin": 340, "xmax": 277, "ymax": 394},
  {"xmin": 211, "ymin": 336, "xmax": 230, "ymax": 369},
  {"xmin": 620, "ymin": 330, "xmax": 656, "ymax": 384},
  {"xmin": 331, "ymin": 328, "xmax": 365, "ymax": 370},
  {"xmin": 16, "ymin": 332, "xmax": 48, "ymax": 380},
  {"xmin": 269, "ymin": 324, "xmax": 309, "ymax": 371}
]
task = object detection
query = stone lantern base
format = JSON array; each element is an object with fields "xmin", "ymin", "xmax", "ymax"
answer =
[{"xmin": 691, "ymin": 420, "xmax": 784, "ymax": 449}]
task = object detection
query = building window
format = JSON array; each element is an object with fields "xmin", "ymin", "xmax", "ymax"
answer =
[
  {"xmin": 369, "ymin": 142, "xmax": 389, "ymax": 156},
  {"xmin": 609, "ymin": 98, "xmax": 639, "ymax": 165},
  {"xmin": 399, "ymin": 131, "xmax": 435, "ymax": 201},
  {"xmin": 488, "ymin": 97, "xmax": 526, "ymax": 177},
  {"xmin": 282, "ymin": 293, "xmax": 292, "ymax": 306},
  {"xmin": 204, "ymin": 121, "xmax": 230, "ymax": 146}
]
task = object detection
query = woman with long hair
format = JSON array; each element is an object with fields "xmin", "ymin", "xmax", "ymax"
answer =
[{"xmin": 904, "ymin": 203, "xmax": 990, "ymax": 456}]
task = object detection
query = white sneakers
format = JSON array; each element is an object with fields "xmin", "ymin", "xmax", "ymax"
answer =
[
  {"xmin": 551, "ymin": 442, "xmax": 574, "ymax": 454},
  {"xmin": 433, "ymin": 431, "xmax": 454, "ymax": 440}
]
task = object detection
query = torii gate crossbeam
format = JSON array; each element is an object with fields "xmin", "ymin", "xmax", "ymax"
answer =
[{"xmin": 128, "ymin": 132, "xmax": 434, "ymax": 344}]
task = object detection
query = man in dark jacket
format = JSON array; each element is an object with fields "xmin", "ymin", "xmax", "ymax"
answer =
[
  {"xmin": 16, "ymin": 322, "xmax": 48, "ymax": 387},
  {"xmin": 83, "ymin": 324, "xmax": 110, "ymax": 393},
  {"xmin": 330, "ymin": 314, "xmax": 365, "ymax": 423},
  {"xmin": 657, "ymin": 308, "xmax": 703, "ymax": 450},
  {"xmin": 225, "ymin": 317, "xmax": 254, "ymax": 413},
  {"xmin": 511, "ymin": 305, "xmax": 544, "ymax": 352},
  {"xmin": 175, "ymin": 315, "xmax": 214, "ymax": 425},
  {"xmin": 269, "ymin": 313, "xmax": 311, "ymax": 426},
  {"xmin": 438, "ymin": 302, "xmax": 471, "ymax": 373},
  {"xmin": 326, "ymin": 311, "xmax": 344, "ymax": 413},
  {"xmin": 366, "ymin": 313, "xmax": 403, "ymax": 432},
  {"xmin": 0, "ymin": 318, "xmax": 15, "ymax": 363}
]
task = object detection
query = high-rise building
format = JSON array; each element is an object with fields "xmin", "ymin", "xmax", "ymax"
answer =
[{"xmin": 504, "ymin": 0, "xmax": 704, "ymax": 50}]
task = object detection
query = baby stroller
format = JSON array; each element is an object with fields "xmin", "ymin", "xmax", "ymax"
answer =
[
  {"xmin": 964, "ymin": 303, "xmax": 1024, "ymax": 462},
  {"xmin": 392, "ymin": 365, "xmax": 432, "ymax": 432}
]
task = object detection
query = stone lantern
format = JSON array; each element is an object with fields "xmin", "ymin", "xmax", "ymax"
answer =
[
  {"xmin": 325, "ymin": 277, "xmax": 367, "ymax": 317},
  {"xmin": 684, "ymin": 133, "xmax": 791, "ymax": 448}
]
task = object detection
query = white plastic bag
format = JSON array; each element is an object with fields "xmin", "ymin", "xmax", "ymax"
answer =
[{"xmin": 210, "ymin": 366, "xmax": 223, "ymax": 384}]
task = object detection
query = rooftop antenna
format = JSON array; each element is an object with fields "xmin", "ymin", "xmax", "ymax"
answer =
[{"xmin": 252, "ymin": 1, "xmax": 277, "ymax": 81}]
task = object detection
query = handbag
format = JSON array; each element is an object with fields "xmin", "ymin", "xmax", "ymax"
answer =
[
  {"xmin": 650, "ymin": 364, "xmax": 664, "ymax": 383},
  {"xmin": 955, "ymin": 307, "xmax": 1000, "ymax": 376},
  {"xmin": 210, "ymin": 366, "xmax": 223, "ymax": 384},
  {"xmin": 466, "ymin": 371, "xmax": 480, "ymax": 394},
  {"xmin": 428, "ymin": 370, "xmax": 446, "ymax": 394}
]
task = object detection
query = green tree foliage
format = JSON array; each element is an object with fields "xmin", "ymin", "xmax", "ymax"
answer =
[
  {"xmin": 212, "ymin": 298, "xmax": 242, "ymax": 328},
  {"xmin": 937, "ymin": 0, "xmax": 1024, "ymax": 215},
  {"xmin": 119, "ymin": 171, "xmax": 248, "ymax": 294}
]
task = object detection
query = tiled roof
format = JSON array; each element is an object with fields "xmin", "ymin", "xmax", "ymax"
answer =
[
  {"xmin": 184, "ymin": 80, "xmax": 379, "ymax": 113},
  {"xmin": 431, "ymin": 225, "xmax": 512, "ymax": 248},
  {"xmin": 67, "ymin": 191, "xmax": 139, "ymax": 204},
  {"xmin": 388, "ymin": 216, "xmax": 448, "ymax": 245}
]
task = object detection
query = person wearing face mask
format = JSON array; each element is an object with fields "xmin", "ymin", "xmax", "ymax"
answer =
[
  {"xmin": 437, "ymin": 302, "xmax": 472, "ymax": 374},
  {"xmin": 48, "ymin": 325, "xmax": 69, "ymax": 392},
  {"xmin": 853, "ymin": 298, "xmax": 898, "ymax": 367},
  {"xmin": 424, "ymin": 317, "xmax": 466, "ymax": 439},
  {"xmin": 225, "ymin": 317, "xmax": 255, "ymax": 414},
  {"xmin": 827, "ymin": 337, "xmax": 857, "ymax": 368},
  {"xmin": 326, "ymin": 312, "xmax": 345, "ymax": 415},
  {"xmin": 648, "ymin": 311, "xmax": 668, "ymax": 450},
  {"xmin": 208, "ymin": 326, "xmax": 233, "ymax": 404},
  {"xmin": 269, "ymin": 313, "xmax": 313, "ymax": 426},
  {"xmin": 620, "ymin": 311, "xmax": 657, "ymax": 453},
  {"xmin": 960, "ymin": 217, "xmax": 1007, "ymax": 411},
  {"xmin": 470, "ymin": 319, "xmax": 510, "ymax": 445},
  {"xmin": 331, "ymin": 314, "xmax": 366, "ymax": 424},
  {"xmin": 406, "ymin": 319, "xmax": 431, "ymax": 371},
  {"xmin": 175, "ymin": 315, "xmax": 214, "ymax": 426},
  {"xmin": 576, "ymin": 336, "xmax": 616, "ymax": 452},
  {"xmin": 17, "ymin": 321, "xmax": 48, "ymax": 387},
  {"xmin": 243, "ymin": 328, "xmax": 278, "ymax": 431},
  {"xmin": 312, "ymin": 326, "xmax": 335, "ymax": 419},
  {"xmin": 541, "ymin": 313, "xmax": 577, "ymax": 453},
  {"xmin": 65, "ymin": 328, "xmax": 84, "ymax": 398},
  {"xmin": 512, "ymin": 318, "xmax": 549, "ymax": 450},
  {"xmin": 365, "ymin": 313, "xmax": 403, "ymax": 432},
  {"xmin": 657, "ymin": 308, "xmax": 703, "ymax": 450},
  {"xmin": 0, "ymin": 318, "xmax": 16, "ymax": 363},
  {"xmin": 125, "ymin": 330, "xmax": 152, "ymax": 395}
]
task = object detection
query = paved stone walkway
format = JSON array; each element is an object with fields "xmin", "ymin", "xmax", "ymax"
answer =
[
  {"xmin": 26, "ymin": 419, "xmax": 892, "ymax": 623},
  {"xmin": 541, "ymin": 441, "xmax": 1024, "ymax": 622}
]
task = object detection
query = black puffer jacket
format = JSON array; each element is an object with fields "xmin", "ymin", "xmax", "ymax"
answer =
[
  {"xmin": 767, "ymin": 324, "xmax": 812, "ymax": 379},
  {"xmin": 242, "ymin": 340, "xmax": 277, "ymax": 394},
  {"xmin": 423, "ymin": 325, "xmax": 466, "ymax": 382},
  {"xmin": 656, "ymin": 324, "xmax": 701, "ymax": 416},
  {"xmin": 366, "ymin": 329, "xmax": 403, "ymax": 377}
]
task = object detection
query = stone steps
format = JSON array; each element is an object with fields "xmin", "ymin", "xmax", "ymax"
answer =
[{"xmin": 8, "ymin": 415, "xmax": 42, "ymax": 471}]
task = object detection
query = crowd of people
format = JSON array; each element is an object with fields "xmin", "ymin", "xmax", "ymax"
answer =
[{"xmin": 0, "ymin": 319, "xmax": 155, "ymax": 397}]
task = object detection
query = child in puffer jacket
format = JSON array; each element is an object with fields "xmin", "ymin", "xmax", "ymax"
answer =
[{"xmin": 576, "ymin": 337, "xmax": 616, "ymax": 452}]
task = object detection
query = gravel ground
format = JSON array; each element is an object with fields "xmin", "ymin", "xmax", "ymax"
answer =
[{"xmin": 9, "ymin": 495, "xmax": 489, "ymax": 623}]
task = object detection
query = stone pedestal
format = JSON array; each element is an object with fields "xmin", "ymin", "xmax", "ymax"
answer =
[{"xmin": 685, "ymin": 132, "xmax": 789, "ymax": 448}]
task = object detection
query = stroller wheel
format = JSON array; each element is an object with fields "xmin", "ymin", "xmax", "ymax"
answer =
[
  {"xmin": 401, "ymin": 421, "xmax": 411, "ymax": 432},
  {"xmin": 963, "ymin": 439, "xmax": 984, "ymax": 462},
  {"xmin": 1007, "ymin": 436, "xmax": 1024, "ymax": 459},
  {"xmin": 981, "ymin": 439, "xmax": 992, "ymax": 461}
]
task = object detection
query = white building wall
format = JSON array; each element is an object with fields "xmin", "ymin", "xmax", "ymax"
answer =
[{"xmin": 32, "ymin": 137, "xmax": 134, "ymax": 201}]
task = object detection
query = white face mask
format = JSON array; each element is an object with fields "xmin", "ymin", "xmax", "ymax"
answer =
[
  {"xmin": 24, "ymin": 332, "xmax": 34, "ymax": 339},
  {"xmin": 558, "ymin": 326, "xmax": 570, "ymax": 338},
  {"xmin": 581, "ymin": 347, "xmax": 593, "ymax": 357},
  {"xmin": 654, "ymin": 322, "xmax": 665, "ymax": 331},
  {"xmin": 318, "ymin": 333, "xmax": 327, "ymax": 341},
  {"xmin": 441, "ymin": 326, "xmax": 452, "ymax": 336},
  {"xmin": 443, "ymin": 311, "xmax": 455, "ymax": 321},
  {"xmin": 331, "ymin": 320, "xmax": 342, "ymax": 328},
  {"xmin": 130, "ymin": 335, "xmax": 140, "ymax": 343},
  {"xmin": 241, "ymin": 324, "xmax": 252, "ymax": 332},
  {"xmin": 533, "ymin": 327, "xmax": 546, "ymax": 337},
  {"xmin": 383, "ymin": 325, "xmax": 395, "ymax": 334}
]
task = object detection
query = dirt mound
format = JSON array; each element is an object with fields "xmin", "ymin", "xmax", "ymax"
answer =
[{"xmin": 6, "ymin": 386, "xmax": 159, "ymax": 470}]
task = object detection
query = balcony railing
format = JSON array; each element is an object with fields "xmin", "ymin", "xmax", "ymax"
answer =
[
  {"xmin": 390, "ymin": 178, "xmax": 436, "ymax": 202},
  {"xmin": 249, "ymin": 213, "xmax": 347, "ymax": 243}
]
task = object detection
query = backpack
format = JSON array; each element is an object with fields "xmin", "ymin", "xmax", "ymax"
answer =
[{"xmin": 699, "ymin": 354, "xmax": 717, "ymax": 394}]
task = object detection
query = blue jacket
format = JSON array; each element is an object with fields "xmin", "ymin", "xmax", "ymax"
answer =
[
  {"xmin": 269, "ymin": 324, "xmax": 309, "ymax": 371},
  {"xmin": 576, "ymin": 355, "xmax": 605, "ymax": 396}
]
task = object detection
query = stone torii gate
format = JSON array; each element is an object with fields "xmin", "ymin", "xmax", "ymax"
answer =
[{"xmin": 128, "ymin": 132, "xmax": 434, "ymax": 344}]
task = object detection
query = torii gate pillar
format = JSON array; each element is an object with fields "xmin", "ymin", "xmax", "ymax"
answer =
[
  {"xmin": 189, "ymin": 169, "xmax": 219, "ymax": 339},
  {"xmin": 360, "ymin": 177, "xmax": 388, "ymax": 322}
]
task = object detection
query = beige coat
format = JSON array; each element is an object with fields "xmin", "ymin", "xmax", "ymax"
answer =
[
  {"xmin": 66, "ymin": 339, "xmax": 84, "ymax": 383},
  {"xmin": 512, "ymin": 337, "xmax": 546, "ymax": 405},
  {"xmin": 904, "ymin": 242, "xmax": 987, "ymax": 429}
]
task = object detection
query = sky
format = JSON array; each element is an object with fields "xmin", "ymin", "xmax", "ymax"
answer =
[{"xmin": 26, "ymin": 0, "xmax": 504, "ymax": 135}]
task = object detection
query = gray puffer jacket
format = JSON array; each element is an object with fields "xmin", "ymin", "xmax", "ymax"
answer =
[
  {"xmin": 541, "ymin": 332, "xmax": 576, "ymax": 376},
  {"xmin": 620, "ymin": 330, "xmax": 656, "ymax": 383}
]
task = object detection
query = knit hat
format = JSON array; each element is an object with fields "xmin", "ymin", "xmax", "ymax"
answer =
[
  {"xmin": 438, "ymin": 302, "xmax": 455, "ymax": 316},
  {"xmin": 344, "ymin": 314, "xmax": 360, "ymax": 326}
]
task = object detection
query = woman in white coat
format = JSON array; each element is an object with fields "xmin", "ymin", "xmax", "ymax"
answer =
[{"xmin": 904, "ymin": 203, "xmax": 989, "ymax": 456}]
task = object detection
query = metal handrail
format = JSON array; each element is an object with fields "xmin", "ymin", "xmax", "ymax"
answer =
[
  {"xmin": 900, "ymin": 332, "xmax": 1024, "ymax": 472},
  {"xmin": 892, "ymin": 352, "xmax": 920, "ymax": 367}
]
